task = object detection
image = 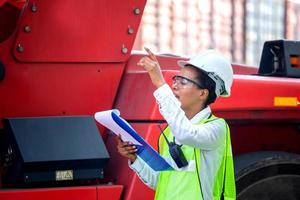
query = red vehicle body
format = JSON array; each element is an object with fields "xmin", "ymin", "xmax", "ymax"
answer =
[{"xmin": 0, "ymin": 0, "xmax": 299, "ymax": 199}]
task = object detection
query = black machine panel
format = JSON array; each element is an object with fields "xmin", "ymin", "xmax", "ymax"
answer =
[
  {"xmin": 259, "ymin": 40, "xmax": 300, "ymax": 78},
  {"xmin": 0, "ymin": 116, "xmax": 109, "ymax": 187}
]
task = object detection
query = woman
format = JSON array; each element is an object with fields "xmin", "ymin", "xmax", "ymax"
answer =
[{"xmin": 116, "ymin": 49, "xmax": 236, "ymax": 200}]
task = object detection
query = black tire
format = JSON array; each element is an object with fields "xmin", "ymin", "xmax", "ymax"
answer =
[{"xmin": 234, "ymin": 151, "xmax": 300, "ymax": 200}]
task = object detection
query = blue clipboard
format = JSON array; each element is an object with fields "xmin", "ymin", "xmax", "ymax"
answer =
[{"xmin": 110, "ymin": 112, "xmax": 173, "ymax": 171}]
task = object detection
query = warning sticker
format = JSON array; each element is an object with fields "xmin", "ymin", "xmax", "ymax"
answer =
[{"xmin": 274, "ymin": 97, "xmax": 298, "ymax": 107}]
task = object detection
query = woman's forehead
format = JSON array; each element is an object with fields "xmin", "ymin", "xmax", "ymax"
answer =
[{"xmin": 179, "ymin": 66, "xmax": 198, "ymax": 77}]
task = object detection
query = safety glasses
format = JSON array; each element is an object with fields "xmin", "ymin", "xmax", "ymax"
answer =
[{"xmin": 172, "ymin": 75, "xmax": 204, "ymax": 89}]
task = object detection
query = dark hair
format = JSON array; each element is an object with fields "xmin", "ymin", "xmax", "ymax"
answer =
[{"xmin": 187, "ymin": 65, "xmax": 217, "ymax": 107}]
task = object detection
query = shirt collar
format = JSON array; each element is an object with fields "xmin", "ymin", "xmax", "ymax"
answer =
[{"xmin": 190, "ymin": 106, "xmax": 212, "ymax": 124}]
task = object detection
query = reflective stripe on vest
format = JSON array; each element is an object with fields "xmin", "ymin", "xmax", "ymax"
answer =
[{"xmin": 155, "ymin": 115, "xmax": 236, "ymax": 200}]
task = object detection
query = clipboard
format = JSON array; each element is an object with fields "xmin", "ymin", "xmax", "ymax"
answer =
[{"xmin": 94, "ymin": 109, "xmax": 173, "ymax": 171}]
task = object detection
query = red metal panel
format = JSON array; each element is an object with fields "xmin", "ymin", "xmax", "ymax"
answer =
[
  {"xmin": 0, "ymin": 0, "xmax": 6, "ymax": 7},
  {"xmin": 13, "ymin": 0, "xmax": 146, "ymax": 62},
  {"xmin": 0, "ymin": 62, "xmax": 123, "ymax": 117},
  {"xmin": 97, "ymin": 185, "xmax": 123, "ymax": 200},
  {"xmin": 0, "ymin": 186, "xmax": 97, "ymax": 200},
  {"xmin": 0, "ymin": 37, "xmax": 124, "ymax": 131},
  {"xmin": 0, "ymin": 0, "xmax": 25, "ymax": 9},
  {"xmin": 0, "ymin": 2, "xmax": 21, "ymax": 43},
  {"xmin": 214, "ymin": 74, "xmax": 300, "ymax": 111},
  {"xmin": 0, "ymin": 185, "xmax": 123, "ymax": 200}
]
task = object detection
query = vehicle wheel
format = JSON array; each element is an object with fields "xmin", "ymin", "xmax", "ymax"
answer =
[{"xmin": 234, "ymin": 151, "xmax": 300, "ymax": 200}]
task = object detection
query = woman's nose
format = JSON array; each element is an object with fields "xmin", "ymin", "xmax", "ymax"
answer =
[{"xmin": 172, "ymin": 82, "xmax": 178, "ymax": 90}]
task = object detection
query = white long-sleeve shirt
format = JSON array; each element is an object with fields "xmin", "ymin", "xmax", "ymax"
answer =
[{"xmin": 129, "ymin": 84, "xmax": 227, "ymax": 200}]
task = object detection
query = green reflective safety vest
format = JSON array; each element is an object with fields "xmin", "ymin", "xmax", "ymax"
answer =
[{"xmin": 155, "ymin": 115, "xmax": 236, "ymax": 200}]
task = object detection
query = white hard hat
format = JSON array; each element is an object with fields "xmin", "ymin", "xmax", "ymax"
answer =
[{"xmin": 177, "ymin": 50, "xmax": 233, "ymax": 97}]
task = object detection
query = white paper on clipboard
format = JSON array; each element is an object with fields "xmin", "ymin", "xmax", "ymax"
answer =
[{"xmin": 94, "ymin": 109, "xmax": 142, "ymax": 145}]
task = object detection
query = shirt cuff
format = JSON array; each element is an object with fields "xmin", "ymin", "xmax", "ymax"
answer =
[
  {"xmin": 128, "ymin": 156, "xmax": 144, "ymax": 172},
  {"xmin": 153, "ymin": 83, "xmax": 174, "ymax": 102}
]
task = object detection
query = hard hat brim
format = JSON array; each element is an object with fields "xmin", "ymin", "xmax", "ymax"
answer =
[
  {"xmin": 177, "ymin": 60, "xmax": 209, "ymax": 75},
  {"xmin": 177, "ymin": 60, "xmax": 189, "ymax": 68}
]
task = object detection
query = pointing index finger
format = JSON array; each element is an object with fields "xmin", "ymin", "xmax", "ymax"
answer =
[{"xmin": 144, "ymin": 47, "xmax": 157, "ymax": 61}]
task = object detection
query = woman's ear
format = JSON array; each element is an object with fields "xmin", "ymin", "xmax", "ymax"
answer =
[{"xmin": 198, "ymin": 88, "xmax": 209, "ymax": 100}]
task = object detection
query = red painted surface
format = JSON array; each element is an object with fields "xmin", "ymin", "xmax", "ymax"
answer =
[
  {"xmin": 97, "ymin": 185, "xmax": 123, "ymax": 200},
  {"xmin": 0, "ymin": 0, "xmax": 5, "ymax": 7},
  {"xmin": 0, "ymin": 185, "xmax": 123, "ymax": 200},
  {"xmin": 13, "ymin": 0, "xmax": 146, "ymax": 62},
  {"xmin": 0, "ymin": 0, "xmax": 25, "ymax": 9},
  {"xmin": 0, "ymin": 2, "xmax": 20, "ymax": 42},
  {"xmin": 0, "ymin": 36, "xmax": 124, "ymax": 129}
]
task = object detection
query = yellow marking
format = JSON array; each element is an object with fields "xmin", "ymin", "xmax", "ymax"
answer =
[{"xmin": 274, "ymin": 97, "xmax": 298, "ymax": 107}]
